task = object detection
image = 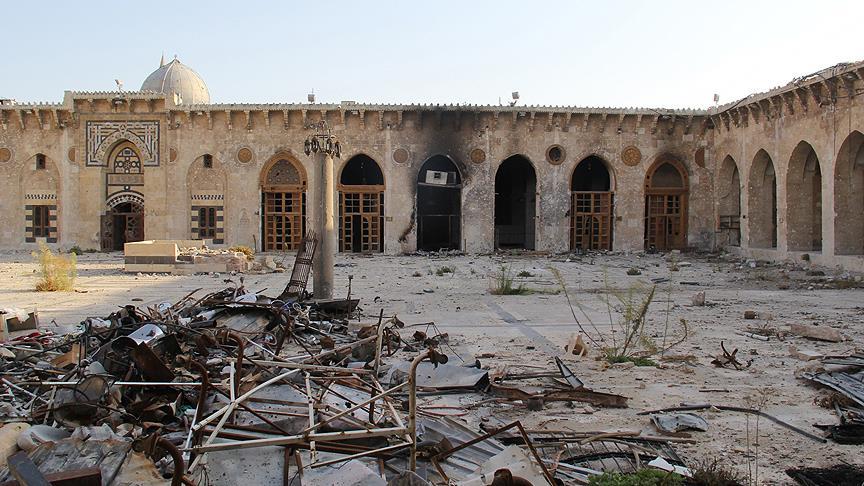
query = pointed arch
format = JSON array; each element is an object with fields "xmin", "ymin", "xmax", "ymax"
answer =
[
  {"xmin": 259, "ymin": 152, "xmax": 307, "ymax": 187},
  {"xmin": 834, "ymin": 131, "xmax": 864, "ymax": 255},
  {"xmin": 338, "ymin": 154, "xmax": 384, "ymax": 253},
  {"xmin": 570, "ymin": 155, "xmax": 614, "ymax": 250},
  {"xmin": 109, "ymin": 141, "xmax": 142, "ymax": 174},
  {"xmin": 260, "ymin": 152, "xmax": 307, "ymax": 251},
  {"xmin": 339, "ymin": 153, "xmax": 385, "ymax": 187},
  {"xmin": 717, "ymin": 155, "xmax": 741, "ymax": 246},
  {"xmin": 416, "ymin": 155, "xmax": 462, "ymax": 250},
  {"xmin": 495, "ymin": 155, "xmax": 537, "ymax": 249},
  {"xmin": 644, "ymin": 155, "xmax": 689, "ymax": 250},
  {"xmin": 748, "ymin": 149, "xmax": 778, "ymax": 248},
  {"xmin": 786, "ymin": 141, "xmax": 822, "ymax": 251},
  {"xmin": 96, "ymin": 131, "xmax": 154, "ymax": 166}
]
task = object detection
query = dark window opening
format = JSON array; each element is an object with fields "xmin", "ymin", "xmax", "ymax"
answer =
[
  {"xmin": 340, "ymin": 154, "xmax": 384, "ymax": 185},
  {"xmin": 546, "ymin": 145, "xmax": 565, "ymax": 164},
  {"xmin": 32, "ymin": 205, "xmax": 50, "ymax": 237},
  {"xmin": 571, "ymin": 156, "xmax": 611, "ymax": 191},
  {"xmin": 36, "ymin": 154, "xmax": 46, "ymax": 170},
  {"xmin": 203, "ymin": 154, "xmax": 213, "ymax": 168},
  {"xmin": 199, "ymin": 207, "xmax": 217, "ymax": 238}
]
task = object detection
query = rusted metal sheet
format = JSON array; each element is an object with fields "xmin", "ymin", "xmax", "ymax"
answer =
[{"xmin": 490, "ymin": 383, "xmax": 628, "ymax": 408}]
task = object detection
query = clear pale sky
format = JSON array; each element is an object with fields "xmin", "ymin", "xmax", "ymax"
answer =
[{"xmin": 3, "ymin": 0, "xmax": 862, "ymax": 108}]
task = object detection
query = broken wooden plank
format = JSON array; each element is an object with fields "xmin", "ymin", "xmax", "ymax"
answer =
[
  {"xmin": 6, "ymin": 452, "xmax": 50, "ymax": 486},
  {"xmin": 0, "ymin": 467, "xmax": 101, "ymax": 486}
]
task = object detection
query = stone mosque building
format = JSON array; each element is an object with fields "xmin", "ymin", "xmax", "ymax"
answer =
[{"xmin": 1, "ymin": 56, "xmax": 863, "ymax": 270}]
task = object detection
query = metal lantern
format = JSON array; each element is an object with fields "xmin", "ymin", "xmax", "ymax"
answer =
[{"xmin": 303, "ymin": 121, "xmax": 341, "ymax": 158}]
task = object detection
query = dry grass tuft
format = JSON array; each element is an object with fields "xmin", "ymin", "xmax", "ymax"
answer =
[{"xmin": 32, "ymin": 242, "xmax": 77, "ymax": 292}]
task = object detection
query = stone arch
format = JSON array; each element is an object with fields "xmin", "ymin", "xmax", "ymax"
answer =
[
  {"xmin": 416, "ymin": 155, "xmax": 462, "ymax": 251},
  {"xmin": 569, "ymin": 155, "xmax": 614, "ymax": 250},
  {"xmin": 106, "ymin": 191, "xmax": 144, "ymax": 209},
  {"xmin": 571, "ymin": 155, "xmax": 613, "ymax": 192},
  {"xmin": 786, "ymin": 141, "xmax": 822, "ymax": 252},
  {"xmin": 260, "ymin": 152, "xmax": 307, "ymax": 251},
  {"xmin": 339, "ymin": 152, "xmax": 386, "ymax": 187},
  {"xmin": 259, "ymin": 152, "xmax": 307, "ymax": 187},
  {"xmin": 644, "ymin": 155, "xmax": 689, "ymax": 250},
  {"xmin": 748, "ymin": 149, "xmax": 778, "ymax": 249},
  {"xmin": 97, "ymin": 131, "xmax": 154, "ymax": 166},
  {"xmin": 834, "ymin": 130, "xmax": 864, "ymax": 255},
  {"xmin": 717, "ymin": 155, "xmax": 742, "ymax": 246},
  {"xmin": 187, "ymin": 154, "xmax": 227, "ymax": 192},
  {"xmin": 570, "ymin": 150, "xmax": 617, "ymax": 191},
  {"xmin": 102, "ymin": 192, "xmax": 144, "ymax": 251},
  {"xmin": 495, "ymin": 154, "xmax": 537, "ymax": 250},
  {"xmin": 108, "ymin": 141, "xmax": 143, "ymax": 174},
  {"xmin": 187, "ymin": 154, "xmax": 228, "ymax": 244},
  {"xmin": 338, "ymin": 154, "xmax": 385, "ymax": 253}
]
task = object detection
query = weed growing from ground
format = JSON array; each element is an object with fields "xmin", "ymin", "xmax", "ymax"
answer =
[{"xmin": 33, "ymin": 242, "xmax": 76, "ymax": 291}]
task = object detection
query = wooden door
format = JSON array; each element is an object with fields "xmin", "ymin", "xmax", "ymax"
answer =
[
  {"xmin": 645, "ymin": 194, "xmax": 685, "ymax": 250},
  {"xmin": 570, "ymin": 192, "xmax": 613, "ymax": 250},
  {"xmin": 262, "ymin": 188, "xmax": 304, "ymax": 251},
  {"xmin": 339, "ymin": 189, "xmax": 383, "ymax": 253}
]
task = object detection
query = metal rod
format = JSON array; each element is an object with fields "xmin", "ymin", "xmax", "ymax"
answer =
[
  {"xmin": 191, "ymin": 426, "xmax": 408, "ymax": 453},
  {"xmin": 408, "ymin": 350, "xmax": 432, "ymax": 471}
]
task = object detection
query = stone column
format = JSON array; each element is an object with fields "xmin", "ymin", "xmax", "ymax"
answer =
[{"xmin": 313, "ymin": 152, "xmax": 335, "ymax": 299}]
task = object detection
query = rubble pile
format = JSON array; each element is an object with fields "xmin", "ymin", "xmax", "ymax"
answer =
[
  {"xmin": 0, "ymin": 257, "xmax": 696, "ymax": 485},
  {"xmin": 0, "ymin": 279, "xmax": 647, "ymax": 484}
]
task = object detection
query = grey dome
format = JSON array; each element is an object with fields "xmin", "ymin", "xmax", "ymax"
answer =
[{"xmin": 140, "ymin": 56, "xmax": 210, "ymax": 104}]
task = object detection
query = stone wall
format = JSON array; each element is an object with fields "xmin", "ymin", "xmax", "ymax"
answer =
[
  {"xmin": 0, "ymin": 97, "xmax": 714, "ymax": 255},
  {"xmin": 711, "ymin": 62, "xmax": 864, "ymax": 270}
]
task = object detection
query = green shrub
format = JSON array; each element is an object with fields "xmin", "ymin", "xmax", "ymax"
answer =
[
  {"xmin": 435, "ymin": 265, "xmax": 455, "ymax": 276},
  {"xmin": 589, "ymin": 469, "xmax": 682, "ymax": 486},
  {"xmin": 490, "ymin": 265, "xmax": 530, "ymax": 295},
  {"xmin": 33, "ymin": 242, "xmax": 77, "ymax": 292},
  {"xmin": 605, "ymin": 354, "xmax": 658, "ymax": 367}
]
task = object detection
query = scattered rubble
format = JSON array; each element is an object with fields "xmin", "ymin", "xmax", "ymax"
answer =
[{"xmin": 0, "ymin": 249, "xmax": 862, "ymax": 483}]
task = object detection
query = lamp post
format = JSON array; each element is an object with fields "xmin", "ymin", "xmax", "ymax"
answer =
[{"xmin": 304, "ymin": 120, "xmax": 341, "ymax": 300}]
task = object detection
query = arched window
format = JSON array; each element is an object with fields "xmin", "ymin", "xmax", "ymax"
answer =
[
  {"xmin": 110, "ymin": 142, "xmax": 142, "ymax": 174},
  {"xmin": 339, "ymin": 154, "xmax": 385, "ymax": 253},
  {"xmin": 260, "ymin": 155, "xmax": 307, "ymax": 251}
]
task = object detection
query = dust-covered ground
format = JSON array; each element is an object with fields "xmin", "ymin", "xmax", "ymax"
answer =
[{"xmin": 1, "ymin": 249, "xmax": 863, "ymax": 484}]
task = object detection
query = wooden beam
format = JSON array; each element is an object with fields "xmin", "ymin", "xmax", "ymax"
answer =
[{"xmin": 6, "ymin": 451, "xmax": 51, "ymax": 486}]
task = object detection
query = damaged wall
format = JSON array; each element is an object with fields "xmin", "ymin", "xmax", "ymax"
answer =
[
  {"xmin": 711, "ymin": 62, "xmax": 864, "ymax": 271},
  {"xmin": 0, "ymin": 100, "xmax": 714, "ymax": 254}
]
